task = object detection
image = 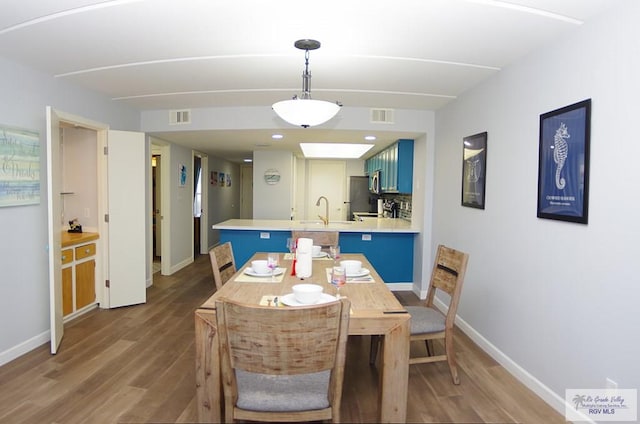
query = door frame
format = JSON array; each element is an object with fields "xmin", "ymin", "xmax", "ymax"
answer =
[
  {"xmin": 149, "ymin": 139, "xmax": 171, "ymax": 276},
  {"xmin": 47, "ymin": 107, "xmax": 108, "ymax": 353},
  {"xmin": 192, "ymin": 150, "xmax": 208, "ymax": 255}
]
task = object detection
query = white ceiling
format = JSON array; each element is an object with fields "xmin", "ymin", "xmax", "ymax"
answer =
[{"xmin": 0, "ymin": 0, "xmax": 621, "ymax": 162}]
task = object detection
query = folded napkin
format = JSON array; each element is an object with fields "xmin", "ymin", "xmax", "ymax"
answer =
[
  {"xmin": 324, "ymin": 268, "xmax": 374, "ymax": 283},
  {"xmin": 234, "ymin": 268, "xmax": 286, "ymax": 283}
]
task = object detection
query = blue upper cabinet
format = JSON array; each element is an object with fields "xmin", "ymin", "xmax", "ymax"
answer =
[
  {"xmin": 395, "ymin": 139, "xmax": 413, "ymax": 194},
  {"xmin": 365, "ymin": 139, "xmax": 413, "ymax": 194}
]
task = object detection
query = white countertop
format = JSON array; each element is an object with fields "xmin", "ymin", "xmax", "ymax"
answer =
[{"xmin": 212, "ymin": 218, "xmax": 419, "ymax": 233}]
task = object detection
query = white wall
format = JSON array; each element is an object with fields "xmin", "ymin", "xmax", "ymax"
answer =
[
  {"xmin": 0, "ymin": 55, "xmax": 139, "ymax": 364},
  {"xmin": 253, "ymin": 150, "xmax": 294, "ymax": 219},
  {"xmin": 433, "ymin": 0, "xmax": 639, "ymax": 411},
  {"xmin": 208, "ymin": 155, "xmax": 241, "ymax": 245}
]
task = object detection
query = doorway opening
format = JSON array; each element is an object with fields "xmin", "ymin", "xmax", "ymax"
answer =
[
  {"xmin": 152, "ymin": 154, "xmax": 161, "ymax": 273},
  {"xmin": 193, "ymin": 155, "xmax": 202, "ymax": 259}
]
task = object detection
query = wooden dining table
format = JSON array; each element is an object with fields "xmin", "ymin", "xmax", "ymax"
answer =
[{"xmin": 194, "ymin": 252, "xmax": 410, "ymax": 423}]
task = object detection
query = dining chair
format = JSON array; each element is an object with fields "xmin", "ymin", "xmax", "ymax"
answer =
[
  {"xmin": 291, "ymin": 230, "xmax": 339, "ymax": 249},
  {"xmin": 215, "ymin": 297, "xmax": 351, "ymax": 423},
  {"xmin": 209, "ymin": 242, "xmax": 236, "ymax": 290},
  {"xmin": 370, "ymin": 244, "xmax": 469, "ymax": 385}
]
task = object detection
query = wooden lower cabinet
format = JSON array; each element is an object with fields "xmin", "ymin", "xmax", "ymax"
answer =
[
  {"xmin": 60, "ymin": 240, "xmax": 97, "ymax": 316},
  {"xmin": 75, "ymin": 259, "xmax": 96, "ymax": 310},
  {"xmin": 62, "ymin": 267, "xmax": 73, "ymax": 316}
]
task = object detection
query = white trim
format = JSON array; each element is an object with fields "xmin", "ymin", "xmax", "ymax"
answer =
[
  {"xmin": 386, "ymin": 282, "xmax": 414, "ymax": 291},
  {"xmin": 0, "ymin": 331, "xmax": 50, "ymax": 367},
  {"xmin": 169, "ymin": 257, "xmax": 194, "ymax": 275}
]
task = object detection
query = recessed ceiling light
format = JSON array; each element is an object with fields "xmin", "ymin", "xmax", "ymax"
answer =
[
  {"xmin": 300, "ymin": 143, "xmax": 374, "ymax": 159},
  {"xmin": 272, "ymin": 134, "xmax": 284, "ymax": 140},
  {"xmin": 244, "ymin": 158, "xmax": 253, "ymax": 163},
  {"xmin": 364, "ymin": 135, "xmax": 377, "ymax": 141}
]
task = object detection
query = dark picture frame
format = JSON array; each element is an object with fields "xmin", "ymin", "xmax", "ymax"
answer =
[
  {"xmin": 537, "ymin": 99, "xmax": 591, "ymax": 224},
  {"xmin": 461, "ymin": 132, "xmax": 487, "ymax": 209}
]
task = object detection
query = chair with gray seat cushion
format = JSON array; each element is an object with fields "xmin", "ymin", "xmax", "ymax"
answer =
[
  {"xmin": 215, "ymin": 297, "xmax": 350, "ymax": 422},
  {"xmin": 370, "ymin": 244, "xmax": 469, "ymax": 384}
]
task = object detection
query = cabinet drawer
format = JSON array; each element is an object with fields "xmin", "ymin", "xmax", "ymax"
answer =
[
  {"xmin": 75, "ymin": 243, "xmax": 96, "ymax": 260},
  {"xmin": 61, "ymin": 249, "xmax": 74, "ymax": 265}
]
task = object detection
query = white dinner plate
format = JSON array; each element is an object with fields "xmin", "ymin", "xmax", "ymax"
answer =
[
  {"xmin": 346, "ymin": 268, "xmax": 370, "ymax": 278},
  {"xmin": 243, "ymin": 267, "xmax": 285, "ymax": 277},
  {"xmin": 312, "ymin": 252, "xmax": 328, "ymax": 258},
  {"xmin": 280, "ymin": 293, "xmax": 338, "ymax": 306}
]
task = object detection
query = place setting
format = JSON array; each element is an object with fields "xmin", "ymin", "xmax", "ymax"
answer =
[
  {"xmin": 234, "ymin": 254, "xmax": 286, "ymax": 283},
  {"xmin": 279, "ymin": 283, "xmax": 338, "ymax": 307},
  {"xmin": 325, "ymin": 259, "xmax": 374, "ymax": 283}
]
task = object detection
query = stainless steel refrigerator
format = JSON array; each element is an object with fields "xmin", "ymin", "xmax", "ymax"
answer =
[{"xmin": 345, "ymin": 176, "xmax": 375, "ymax": 220}]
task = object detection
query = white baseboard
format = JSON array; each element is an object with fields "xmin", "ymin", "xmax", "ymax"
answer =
[
  {"xmin": 386, "ymin": 282, "xmax": 414, "ymax": 291},
  {"xmin": 433, "ymin": 298, "xmax": 586, "ymax": 421},
  {"xmin": 0, "ymin": 331, "xmax": 50, "ymax": 367},
  {"xmin": 169, "ymin": 257, "xmax": 194, "ymax": 275}
]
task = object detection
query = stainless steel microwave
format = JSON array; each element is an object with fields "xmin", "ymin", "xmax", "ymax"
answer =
[{"xmin": 371, "ymin": 170, "xmax": 381, "ymax": 194}]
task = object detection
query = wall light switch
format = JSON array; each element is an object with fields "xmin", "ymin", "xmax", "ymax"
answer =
[
  {"xmin": 260, "ymin": 232, "xmax": 270, "ymax": 239},
  {"xmin": 362, "ymin": 234, "xmax": 372, "ymax": 241}
]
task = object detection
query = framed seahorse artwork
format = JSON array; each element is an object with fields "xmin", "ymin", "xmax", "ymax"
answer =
[
  {"xmin": 537, "ymin": 99, "xmax": 591, "ymax": 224},
  {"xmin": 461, "ymin": 131, "xmax": 487, "ymax": 209}
]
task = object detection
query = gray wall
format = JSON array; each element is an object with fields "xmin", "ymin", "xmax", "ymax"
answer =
[
  {"xmin": 0, "ymin": 55, "xmax": 139, "ymax": 361},
  {"xmin": 433, "ymin": 1, "xmax": 639, "ymax": 411}
]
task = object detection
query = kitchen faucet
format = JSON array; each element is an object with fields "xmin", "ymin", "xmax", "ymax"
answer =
[{"xmin": 316, "ymin": 196, "xmax": 329, "ymax": 226}]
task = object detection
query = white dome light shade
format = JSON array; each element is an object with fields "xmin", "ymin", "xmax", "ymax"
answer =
[{"xmin": 272, "ymin": 98, "xmax": 341, "ymax": 128}]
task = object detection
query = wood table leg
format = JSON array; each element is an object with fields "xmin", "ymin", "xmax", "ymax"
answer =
[
  {"xmin": 378, "ymin": 315, "xmax": 410, "ymax": 423},
  {"xmin": 195, "ymin": 309, "xmax": 221, "ymax": 423}
]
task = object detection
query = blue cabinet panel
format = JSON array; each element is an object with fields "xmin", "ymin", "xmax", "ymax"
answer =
[
  {"xmin": 220, "ymin": 230, "xmax": 289, "ymax": 266},
  {"xmin": 220, "ymin": 229, "xmax": 415, "ymax": 283},
  {"xmin": 340, "ymin": 232, "xmax": 414, "ymax": 282}
]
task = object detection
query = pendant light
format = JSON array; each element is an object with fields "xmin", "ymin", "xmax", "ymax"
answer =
[{"xmin": 272, "ymin": 39, "xmax": 341, "ymax": 128}]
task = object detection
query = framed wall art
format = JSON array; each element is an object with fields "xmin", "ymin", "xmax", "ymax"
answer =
[
  {"xmin": 537, "ymin": 99, "xmax": 591, "ymax": 224},
  {"xmin": 461, "ymin": 131, "xmax": 487, "ymax": 209},
  {"xmin": 178, "ymin": 163, "xmax": 187, "ymax": 187},
  {"xmin": 0, "ymin": 125, "xmax": 40, "ymax": 207}
]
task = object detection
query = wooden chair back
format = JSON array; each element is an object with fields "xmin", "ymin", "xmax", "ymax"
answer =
[
  {"xmin": 209, "ymin": 242, "xmax": 236, "ymax": 290},
  {"xmin": 291, "ymin": 231, "xmax": 339, "ymax": 249},
  {"xmin": 425, "ymin": 244, "xmax": 469, "ymax": 329},
  {"xmin": 216, "ymin": 298, "xmax": 351, "ymax": 423}
]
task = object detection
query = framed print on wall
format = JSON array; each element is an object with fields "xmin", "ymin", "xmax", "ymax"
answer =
[
  {"xmin": 178, "ymin": 163, "xmax": 187, "ymax": 187},
  {"xmin": 537, "ymin": 99, "xmax": 591, "ymax": 224},
  {"xmin": 461, "ymin": 131, "xmax": 487, "ymax": 209},
  {"xmin": 0, "ymin": 125, "xmax": 40, "ymax": 207}
]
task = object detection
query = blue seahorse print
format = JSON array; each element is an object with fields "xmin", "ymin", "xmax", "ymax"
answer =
[{"xmin": 553, "ymin": 122, "xmax": 570, "ymax": 190}]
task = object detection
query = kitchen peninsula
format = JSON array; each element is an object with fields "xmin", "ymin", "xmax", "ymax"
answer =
[{"xmin": 212, "ymin": 218, "xmax": 419, "ymax": 283}]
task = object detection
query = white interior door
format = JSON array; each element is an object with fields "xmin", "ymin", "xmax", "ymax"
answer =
[
  {"xmin": 307, "ymin": 161, "xmax": 346, "ymax": 221},
  {"xmin": 46, "ymin": 107, "xmax": 63, "ymax": 354},
  {"xmin": 107, "ymin": 130, "xmax": 146, "ymax": 308}
]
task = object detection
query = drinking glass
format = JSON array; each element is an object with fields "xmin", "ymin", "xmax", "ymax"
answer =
[
  {"xmin": 286, "ymin": 238, "xmax": 296, "ymax": 257},
  {"xmin": 331, "ymin": 266, "xmax": 346, "ymax": 298},
  {"xmin": 329, "ymin": 245, "xmax": 341, "ymax": 264},
  {"xmin": 267, "ymin": 253, "xmax": 279, "ymax": 281}
]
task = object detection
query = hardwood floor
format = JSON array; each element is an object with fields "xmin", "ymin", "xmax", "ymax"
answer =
[{"xmin": 0, "ymin": 255, "xmax": 565, "ymax": 423}]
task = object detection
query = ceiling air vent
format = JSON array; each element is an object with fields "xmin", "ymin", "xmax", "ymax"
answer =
[
  {"xmin": 370, "ymin": 108, "xmax": 394, "ymax": 124},
  {"xmin": 169, "ymin": 109, "xmax": 191, "ymax": 125}
]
